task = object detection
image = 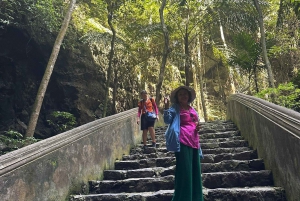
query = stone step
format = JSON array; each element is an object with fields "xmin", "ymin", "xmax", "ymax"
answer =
[
  {"xmin": 153, "ymin": 135, "xmax": 244, "ymax": 142},
  {"xmin": 200, "ymin": 136, "xmax": 245, "ymax": 143},
  {"xmin": 135, "ymin": 142, "xmax": 162, "ymax": 148},
  {"xmin": 103, "ymin": 166, "xmax": 175, "ymax": 180},
  {"xmin": 202, "ymin": 170, "xmax": 273, "ymax": 188},
  {"xmin": 204, "ymin": 187, "xmax": 286, "ymax": 201},
  {"xmin": 155, "ymin": 125, "xmax": 238, "ymax": 136},
  {"xmin": 202, "ymin": 159, "xmax": 265, "ymax": 173},
  {"xmin": 201, "ymin": 140, "xmax": 248, "ymax": 149},
  {"xmin": 134, "ymin": 138, "xmax": 248, "ymax": 149},
  {"xmin": 89, "ymin": 175, "xmax": 175, "ymax": 193},
  {"xmin": 130, "ymin": 144, "xmax": 246, "ymax": 154},
  {"xmin": 200, "ymin": 131, "xmax": 240, "ymax": 139},
  {"xmin": 122, "ymin": 152, "xmax": 173, "ymax": 161},
  {"xmin": 203, "ymin": 147, "xmax": 250, "ymax": 154},
  {"xmin": 199, "ymin": 126, "xmax": 238, "ymax": 134},
  {"xmin": 104, "ymin": 164, "xmax": 272, "ymax": 186},
  {"xmin": 129, "ymin": 147, "xmax": 167, "ymax": 155},
  {"xmin": 94, "ymin": 170, "xmax": 273, "ymax": 194},
  {"xmin": 114, "ymin": 157, "xmax": 176, "ymax": 170},
  {"xmin": 200, "ymin": 121, "xmax": 236, "ymax": 128},
  {"xmin": 130, "ymin": 144, "xmax": 163, "ymax": 155},
  {"xmin": 129, "ymin": 146, "xmax": 252, "ymax": 158},
  {"xmin": 123, "ymin": 150, "xmax": 257, "ymax": 162},
  {"xmin": 201, "ymin": 150, "xmax": 257, "ymax": 163},
  {"xmin": 70, "ymin": 187, "xmax": 286, "ymax": 201},
  {"xmin": 153, "ymin": 140, "xmax": 248, "ymax": 149},
  {"xmin": 114, "ymin": 158, "xmax": 264, "ymax": 172}
]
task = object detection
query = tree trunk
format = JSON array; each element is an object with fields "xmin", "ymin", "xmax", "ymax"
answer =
[
  {"xmin": 112, "ymin": 67, "xmax": 118, "ymax": 114},
  {"xmin": 219, "ymin": 16, "xmax": 236, "ymax": 93},
  {"xmin": 276, "ymin": 0, "xmax": 284, "ymax": 28},
  {"xmin": 25, "ymin": 0, "xmax": 76, "ymax": 138},
  {"xmin": 103, "ymin": 2, "xmax": 116, "ymax": 117},
  {"xmin": 156, "ymin": 0, "xmax": 170, "ymax": 105},
  {"xmin": 254, "ymin": 62, "xmax": 259, "ymax": 93},
  {"xmin": 184, "ymin": 30, "xmax": 190, "ymax": 87},
  {"xmin": 253, "ymin": 0, "xmax": 275, "ymax": 88},
  {"xmin": 216, "ymin": 63, "xmax": 226, "ymax": 104},
  {"xmin": 192, "ymin": 61, "xmax": 200, "ymax": 112},
  {"xmin": 141, "ymin": 66, "xmax": 146, "ymax": 92},
  {"xmin": 197, "ymin": 35, "xmax": 208, "ymax": 122}
]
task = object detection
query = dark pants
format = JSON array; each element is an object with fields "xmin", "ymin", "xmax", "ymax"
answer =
[
  {"xmin": 140, "ymin": 114, "xmax": 155, "ymax": 130},
  {"xmin": 172, "ymin": 143, "xmax": 204, "ymax": 201}
]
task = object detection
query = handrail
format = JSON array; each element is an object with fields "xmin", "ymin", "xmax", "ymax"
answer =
[
  {"xmin": 0, "ymin": 108, "xmax": 137, "ymax": 176},
  {"xmin": 229, "ymin": 93, "xmax": 300, "ymax": 138}
]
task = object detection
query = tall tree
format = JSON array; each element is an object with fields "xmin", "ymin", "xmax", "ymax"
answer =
[
  {"xmin": 113, "ymin": 67, "xmax": 118, "ymax": 114},
  {"xmin": 218, "ymin": 15, "xmax": 236, "ymax": 93},
  {"xmin": 169, "ymin": 0, "xmax": 204, "ymax": 87},
  {"xmin": 253, "ymin": 0, "xmax": 275, "ymax": 88},
  {"xmin": 156, "ymin": 0, "xmax": 170, "ymax": 105},
  {"xmin": 197, "ymin": 34, "xmax": 208, "ymax": 121},
  {"xmin": 25, "ymin": 0, "xmax": 76, "ymax": 138},
  {"xmin": 230, "ymin": 32, "xmax": 261, "ymax": 93},
  {"xmin": 102, "ymin": 0, "xmax": 117, "ymax": 118}
]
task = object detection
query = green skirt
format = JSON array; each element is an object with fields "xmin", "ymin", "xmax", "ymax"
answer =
[{"xmin": 172, "ymin": 143, "xmax": 204, "ymax": 201}]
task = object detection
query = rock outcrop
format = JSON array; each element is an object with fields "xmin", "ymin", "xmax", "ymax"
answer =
[{"xmin": 0, "ymin": 25, "xmax": 106, "ymax": 137}]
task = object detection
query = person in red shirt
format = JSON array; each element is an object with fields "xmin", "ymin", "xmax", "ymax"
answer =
[{"xmin": 137, "ymin": 90, "xmax": 159, "ymax": 150}]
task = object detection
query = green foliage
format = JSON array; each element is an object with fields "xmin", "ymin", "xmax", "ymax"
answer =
[
  {"xmin": 288, "ymin": 0, "xmax": 300, "ymax": 19},
  {"xmin": 291, "ymin": 71, "xmax": 300, "ymax": 87},
  {"xmin": 47, "ymin": 111, "xmax": 76, "ymax": 134},
  {"xmin": 0, "ymin": 130, "xmax": 39, "ymax": 155},
  {"xmin": 212, "ymin": 46, "xmax": 227, "ymax": 65},
  {"xmin": 255, "ymin": 82, "xmax": 300, "ymax": 112},
  {"xmin": 208, "ymin": 0, "xmax": 258, "ymax": 33},
  {"xmin": 230, "ymin": 32, "xmax": 261, "ymax": 75},
  {"xmin": 35, "ymin": 0, "xmax": 62, "ymax": 32},
  {"xmin": 0, "ymin": 0, "xmax": 65, "ymax": 43}
]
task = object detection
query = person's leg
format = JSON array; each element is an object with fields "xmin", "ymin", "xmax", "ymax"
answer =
[
  {"xmin": 172, "ymin": 144, "xmax": 193, "ymax": 201},
  {"xmin": 140, "ymin": 115, "xmax": 148, "ymax": 147},
  {"xmin": 142, "ymin": 129, "xmax": 148, "ymax": 146},
  {"xmin": 148, "ymin": 127, "xmax": 156, "ymax": 146},
  {"xmin": 192, "ymin": 148, "xmax": 204, "ymax": 201},
  {"xmin": 147, "ymin": 120, "xmax": 156, "ymax": 147}
]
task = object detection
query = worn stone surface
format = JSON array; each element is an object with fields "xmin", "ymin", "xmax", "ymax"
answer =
[
  {"xmin": 228, "ymin": 94, "xmax": 300, "ymax": 201},
  {"xmin": 70, "ymin": 120, "xmax": 287, "ymax": 201},
  {"xmin": 71, "ymin": 187, "xmax": 286, "ymax": 201},
  {"xmin": 0, "ymin": 109, "xmax": 141, "ymax": 201}
]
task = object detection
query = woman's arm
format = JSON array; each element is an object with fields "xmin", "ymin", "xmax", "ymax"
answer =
[
  {"xmin": 137, "ymin": 101, "xmax": 142, "ymax": 117},
  {"xmin": 137, "ymin": 101, "xmax": 142, "ymax": 124},
  {"xmin": 191, "ymin": 107, "xmax": 201, "ymax": 131},
  {"xmin": 163, "ymin": 96, "xmax": 174, "ymax": 124},
  {"xmin": 163, "ymin": 107, "xmax": 175, "ymax": 124}
]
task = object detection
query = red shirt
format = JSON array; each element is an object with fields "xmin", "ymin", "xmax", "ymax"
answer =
[{"xmin": 137, "ymin": 98, "xmax": 158, "ymax": 117}]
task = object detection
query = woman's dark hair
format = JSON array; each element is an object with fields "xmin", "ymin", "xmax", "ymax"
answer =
[
  {"xmin": 174, "ymin": 88, "xmax": 192, "ymax": 103},
  {"xmin": 140, "ymin": 90, "xmax": 147, "ymax": 94}
]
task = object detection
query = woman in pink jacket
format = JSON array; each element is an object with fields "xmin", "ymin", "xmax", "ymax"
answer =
[{"xmin": 163, "ymin": 86, "xmax": 203, "ymax": 201}]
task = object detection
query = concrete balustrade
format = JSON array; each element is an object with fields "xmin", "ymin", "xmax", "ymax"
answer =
[
  {"xmin": 0, "ymin": 108, "xmax": 141, "ymax": 201},
  {"xmin": 227, "ymin": 93, "xmax": 300, "ymax": 201}
]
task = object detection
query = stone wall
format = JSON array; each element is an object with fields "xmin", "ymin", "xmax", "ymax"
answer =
[
  {"xmin": 0, "ymin": 108, "xmax": 141, "ymax": 201},
  {"xmin": 227, "ymin": 93, "xmax": 300, "ymax": 201}
]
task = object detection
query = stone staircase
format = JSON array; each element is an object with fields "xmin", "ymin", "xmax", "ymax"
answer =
[{"xmin": 70, "ymin": 121, "xmax": 286, "ymax": 201}]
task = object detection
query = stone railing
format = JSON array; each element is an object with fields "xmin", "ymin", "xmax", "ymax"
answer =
[
  {"xmin": 0, "ymin": 108, "xmax": 141, "ymax": 201},
  {"xmin": 227, "ymin": 93, "xmax": 300, "ymax": 201}
]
